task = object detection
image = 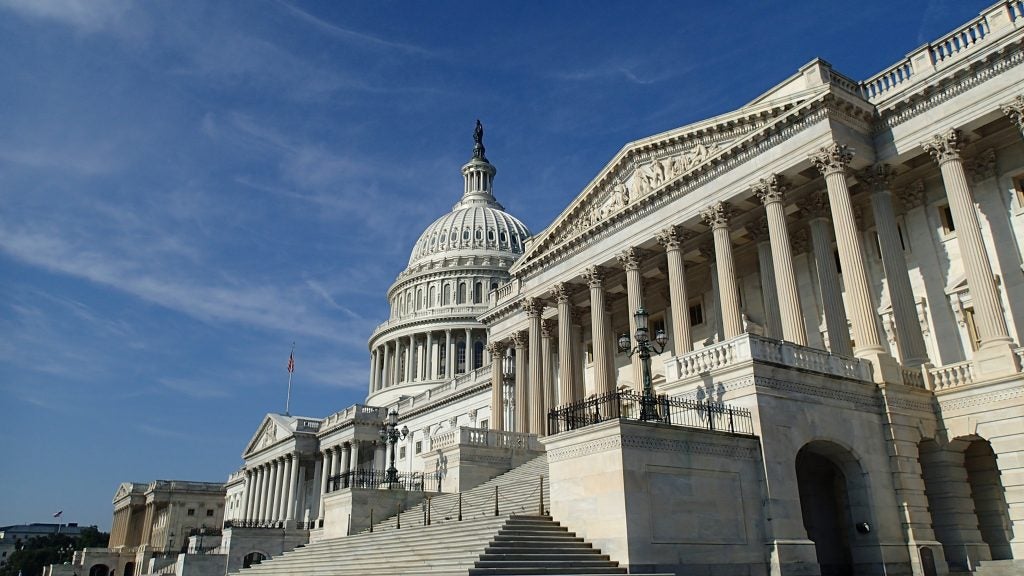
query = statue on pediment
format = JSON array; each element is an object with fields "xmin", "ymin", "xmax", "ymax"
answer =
[{"xmin": 596, "ymin": 182, "xmax": 629, "ymax": 221}]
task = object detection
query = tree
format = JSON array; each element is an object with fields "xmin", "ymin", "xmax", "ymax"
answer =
[{"xmin": 0, "ymin": 529, "xmax": 109, "ymax": 576}]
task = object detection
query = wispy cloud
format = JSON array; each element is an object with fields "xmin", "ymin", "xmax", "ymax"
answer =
[
  {"xmin": 273, "ymin": 0, "xmax": 434, "ymax": 57},
  {"xmin": 0, "ymin": 0, "xmax": 132, "ymax": 32}
]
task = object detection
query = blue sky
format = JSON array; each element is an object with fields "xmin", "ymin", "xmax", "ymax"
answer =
[{"xmin": 0, "ymin": 0, "xmax": 986, "ymax": 529}]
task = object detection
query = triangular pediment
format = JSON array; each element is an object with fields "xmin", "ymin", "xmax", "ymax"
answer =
[
  {"xmin": 511, "ymin": 61, "xmax": 860, "ymax": 277},
  {"xmin": 243, "ymin": 414, "xmax": 292, "ymax": 458}
]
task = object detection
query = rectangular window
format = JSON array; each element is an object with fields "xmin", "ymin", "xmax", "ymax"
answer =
[
  {"xmin": 206, "ymin": 509, "xmax": 214, "ymax": 517},
  {"xmin": 399, "ymin": 446, "xmax": 406, "ymax": 459},
  {"xmin": 187, "ymin": 509, "xmax": 195, "ymax": 516},
  {"xmin": 939, "ymin": 203, "xmax": 956, "ymax": 234},
  {"xmin": 964, "ymin": 307, "xmax": 982, "ymax": 352},
  {"xmin": 415, "ymin": 441, "xmax": 422, "ymax": 454},
  {"xmin": 480, "ymin": 419, "xmax": 488, "ymax": 430},
  {"xmin": 688, "ymin": 302, "xmax": 704, "ymax": 326}
]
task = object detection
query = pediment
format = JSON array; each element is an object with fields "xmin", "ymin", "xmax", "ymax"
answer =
[
  {"xmin": 512, "ymin": 87, "xmax": 831, "ymax": 275},
  {"xmin": 113, "ymin": 482, "xmax": 134, "ymax": 501},
  {"xmin": 242, "ymin": 414, "xmax": 291, "ymax": 458}
]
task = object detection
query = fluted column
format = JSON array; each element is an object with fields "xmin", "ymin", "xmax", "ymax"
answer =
[
  {"xmin": 404, "ymin": 336, "xmax": 413, "ymax": 382},
  {"xmin": 1003, "ymin": 95, "xmax": 1024, "ymax": 140},
  {"xmin": 570, "ymin": 307, "xmax": 585, "ymax": 401},
  {"xmin": 381, "ymin": 344, "xmax": 391, "ymax": 388},
  {"xmin": 317, "ymin": 450, "xmax": 331, "ymax": 521},
  {"xmin": 349, "ymin": 440, "xmax": 360, "ymax": 472},
  {"xmin": 487, "ymin": 341, "xmax": 507, "ymax": 431},
  {"xmin": 617, "ymin": 247, "xmax": 646, "ymax": 392},
  {"xmin": 861, "ymin": 164, "xmax": 930, "ymax": 367},
  {"xmin": 260, "ymin": 464, "xmax": 272, "ymax": 521},
  {"xmin": 253, "ymin": 466, "xmax": 264, "ymax": 521},
  {"xmin": 583, "ymin": 267, "xmax": 613, "ymax": 395},
  {"xmin": 701, "ymin": 202, "xmax": 743, "ymax": 338},
  {"xmin": 513, "ymin": 330, "xmax": 528, "ymax": 433},
  {"xmin": 657, "ymin": 226, "xmax": 693, "ymax": 353},
  {"xmin": 445, "ymin": 329, "xmax": 454, "ymax": 378},
  {"xmin": 525, "ymin": 298, "xmax": 545, "ymax": 435},
  {"xmin": 425, "ymin": 332, "xmax": 434, "ymax": 379},
  {"xmin": 466, "ymin": 328, "xmax": 474, "ymax": 372},
  {"xmin": 754, "ymin": 175, "xmax": 807, "ymax": 345},
  {"xmin": 269, "ymin": 459, "xmax": 282, "ymax": 522},
  {"xmin": 242, "ymin": 471, "xmax": 255, "ymax": 521},
  {"xmin": 923, "ymin": 130, "xmax": 1019, "ymax": 375},
  {"xmin": 541, "ymin": 319, "xmax": 555, "ymax": 417},
  {"xmin": 812, "ymin": 143, "xmax": 899, "ymax": 382},
  {"xmin": 804, "ymin": 193, "xmax": 853, "ymax": 357},
  {"xmin": 285, "ymin": 455, "xmax": 299, "ymax": 522},
  {"xmin": 553, "ymin": 283, "xmax": 577, "ymax": 405},
  {"xmin": 747, "ymin": 217, "xmax": 782, "ymax": 340}
]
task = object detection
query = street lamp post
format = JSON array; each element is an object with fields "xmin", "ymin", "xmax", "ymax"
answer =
[
  {"xmin": 617, "ymin": 307, "xmax": 668, "ymax": 421},
  {"xmin": 379, "ymin": 408, "xmax": 409, "ymax": 488},
  {"xmin": 502, "ymin": 352, "xmax": 515, "ymax": 429}
]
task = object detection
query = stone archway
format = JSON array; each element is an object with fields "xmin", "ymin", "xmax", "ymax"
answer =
[
  {"xmin": 123, "ymin": 561, "xmax": 135, "ymax": 576},
  {"xmin": 88, "ymin": 564, "xmax": 110, "ymax": 576},
  {"xmin": 242, "ymin": 551, "xmax": 267, "ymax": 568},
  {"xmin": 795, "ymin": 441, "xmax": 880, "ymax": 576}
]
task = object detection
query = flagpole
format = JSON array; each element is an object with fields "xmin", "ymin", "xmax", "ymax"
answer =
[{"xmin": 286, "ymin": 343, "xmax": 295, "ymax": 416}]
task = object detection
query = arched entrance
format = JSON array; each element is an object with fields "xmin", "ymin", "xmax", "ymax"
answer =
[
  {"xmin": 123, "ymin": 561, "xmax": 135, "ymax": 576},
  {"xmin": 795, "ymin": 441, "xmax": 880, "ymax": 576},
  {"xmin": 963, "ymin": 438, "xmax": 1012, "ymax": 560},
  {"xmin": 89, "ymin": 564, "xmax": 110, "ymax": 576},
  {"xmin": 243, "ymin": 551, "xmax": 267, "ymax": 568}
]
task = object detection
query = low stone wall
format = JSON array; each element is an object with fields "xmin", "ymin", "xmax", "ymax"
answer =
[
  {"xmin": 220, "ymin": 526, "xmax": 310, "ymax": 574},
  {"xmin": 322, "ymin": 487, "xmax": 425, "ymax": 538},
  {"xmin": 544, "ymin": 419, "xmax": 767, "ymax": 576}
]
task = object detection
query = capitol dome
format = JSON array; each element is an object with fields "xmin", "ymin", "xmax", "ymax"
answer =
[{"xmin": 366, "ymin": 121, "xmax": 530, "ymax": 407}]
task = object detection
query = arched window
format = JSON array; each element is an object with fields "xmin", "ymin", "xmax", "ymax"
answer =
[
  {"xmin": 457, "ymin": 282, "xmax": 467, "ymax": 304},
  {"xmin": 416, "ymin": 289, "xmax": 423, "ymax": 310},
  {"xmin": 456, "ymin": 341, "xmax": 466, "ymax": 373},
  {"xmin": 474, "ymin": 282, "xmax": 483, "ymax": 304},
  {"xmin": 500, "ymin": 231, "xmax": 507, "ymax": 244},
  {"xmin": 491, "ymin": 282, "xmax": 499, "ymax": 291},
  {"xmin": 443, "ymin": 284, "xmax": 451, "ymax": 305},
  {"xmin": 428, "ymin": 286, "xmax": 436, "ymax": 308},
  {"xmin": 463, "ymin": 229, "xmax": 470, "ymax": 242},
  {"xmin": 488, "ymin": 230, "xmax": 495, "ymax": 242}
]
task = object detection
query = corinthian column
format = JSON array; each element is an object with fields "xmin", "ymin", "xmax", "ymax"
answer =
[
  {"xmin": 617, "ymin": 247, "xmax": 646, "ymax": 392},
  {"xmin": 803, "ymin": 192, "xmax": 853, "ymax": 357},
  {"xmin": 486, "ymin": 341, "xmax": 507, "ymax": 431},
  {"xmin": 553, "ymin": 283, "xmax": 577, "ymax": 405},
  {"xmin": 701, "ymin": 202, "xmax": 743, "ymax": 338},
  {"xmin": 1003, "ymin": 95, "xmax": 1024, "ymax": 140},
  {"xmin": 861, "ymin": 164, "xmax": 930, "ymax": 367},
  {"xmin": 754, "ymin": 174, "xmax": 807, "ymax": 346},
  {"xmin": 747, "ymin": 217, "xmax": 782, "ymax": 340},
  {"xmin": 923, "ymin": 130, "xmax": 1019, "ymax": 376},
  {"xmin": 583, "ymin": 266, "xmax": 613, "ymax": 395},
  {"xmin": 541, "ymin": 318, "xmax": 556, "ymax": 416},
  {"xmin": 812, "ymin": 143, "xmax": 900, "ymax": 383},
  {"xmin": 657, "ymin": 226, "xmax": 693, "ymax": 353},
  {"xmin": 513, "ymin": 330, "xmax": 528, "ymax": 433},
  {"xmin": 524, "ymin": 298, "xmax": 545, "ymax": 435}
]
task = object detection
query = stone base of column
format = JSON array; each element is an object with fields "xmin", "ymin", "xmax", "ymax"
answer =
[
  {"xmin": 973, "ymin": 340, "xmax": 1021, "ymax": 378},
  {"xmin": 857, "ymin": 349, "xmax": 903, "ymax": 385},
  {"xmin": 767, "ymin": 539, "xmax": 820, "ymax": 576}
]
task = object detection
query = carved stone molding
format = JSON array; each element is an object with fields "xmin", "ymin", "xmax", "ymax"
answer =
[
  {"xmin": 752, "ymin": 173, "xmax": 788, "ymax": 205},
  {"xmin": 700, "ymin": 201, "xmax": 731, "ymax": 229},
  {"xmin": 541, "ymin": 318, "xmax": 556, "ymax": 338},
  {"xmin": 617, "ymin": 247, "xmax": 644, "ymax": 271},
  {"xmin": 656, "ymin": 225, "xmax": 686, "ymax": 251},
  {"xmin": 522, "ymin": 297, "xmax": 544, "ymax": 317},
  {"xmin": 811, "ymin": 142, "xmax": 853, "ymax": 176},
  {"xmin": 921, "ymin": 129, "xmax": 962, "ymax": 165},
  {"xmin": 790, "ymin": 228, "xmax": 810, "ymax": 254},
  {"xmin": 858, "ymin": 163, "xmax": 895, "ymax": 193},
  {"xmin": 697, "ymin": 238, "xmax": 716, "ymax": 261},
  {"xmin": 512, "ymin": 330, "xmax": 528, "ymax": 348},
  {"xmin": 966, "ymin": 148, "xmax": 997, "ymax": 182},
  {"xmin": 582, "ymin": 265, "xmax": 605, "ymax": 289},
  {"xmin": 895, "ymin": 179, "xmax": 926, "ymax": 213},
  {"xmin": 1001, "ymin": 94, "xmax": 1024, "ymax": 137}
]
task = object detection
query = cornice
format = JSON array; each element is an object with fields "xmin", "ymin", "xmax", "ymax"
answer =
[
  {"xmin": 370, "ymin": 313, "xmax": 485, "ymax": 344},
  {"xmin": 397, "ymin": 381, "xmax": 490, "ymax": 421}
]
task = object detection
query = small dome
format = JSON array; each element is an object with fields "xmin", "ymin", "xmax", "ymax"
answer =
[{"xmin": 407, "ymin": 204, "xmax": 530, "ymax": 268}]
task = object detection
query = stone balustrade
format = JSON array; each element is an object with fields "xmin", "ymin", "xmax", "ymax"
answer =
[
  {"xmin": 373, "ymin": 305, "xmax": 485, "ymax": 332},
  {"xmin": 901, "ymin": 366, "xmax": 927, "ymax": 389},
  {"xmin": 431, "ymin": 426, "xmax": 542, "ymax": 452},
  {"xmin": 860, "ymin": 1, "xmax": 1023, "ymax": 102},
  {"xmin": 490, "ymin": 277, "xmax": 521, "ymax": 306},
  {"xmin": 926, "ymin": 360, "xmax": 976, "ymax": 391},
  {"xmin": 321, "ymin": 404, "xmax": 387, "ymax": 429},
  {"xmin": 394, "ymin": 366, "xmax": 489, "ymax": 413},
  {"xmin": 663, "ymin": 333, "xmax": 873, "ymax": 383}
]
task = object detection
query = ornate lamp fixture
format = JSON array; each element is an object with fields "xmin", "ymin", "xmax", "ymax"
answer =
[
  {"xmin": 617, "ymin": 307, "xmax": 668, "ymax": 421},
  {"xmin": 379, "ymin": 408, "xmax": 409, "ymax": 486}
]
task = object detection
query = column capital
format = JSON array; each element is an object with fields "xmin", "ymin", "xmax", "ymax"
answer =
[
  {"xmin": 752, "ymin": 174, "xmax": 788, "ymax": 205},
  {"xmin": 699, "ymin": 201, "xmax": 731, "ymax": 229},
  {"xmin": 656, "ymin": 225, "xmax": 686, "ymax": 251},
  {"xmin": 552, "ymin": 282, "xmax": 574, "ymax": 304},
  {"xmin": 921, "ymin": 129, "xmax": 963, "ymax": 164},
  {"xmin": 965, "ymin": 147, "xmax": 997, "ymax": 182},
  {"xmin": 616, "ymin": 247, "xmax": 644, "ymax": 271},
  {"xmin": 800, "ymin": 190, "xmax": 831, "ymax": 220},
  {"xmin": 1001, "ymin": 94, "xmax": 1024, "ymax": 136},
  {"xmin": 541, "ymin": 318, "xmax": 556, "ymax": 338},
  {"xmin": 697, "ymin": 237, "xmax": 716, "ymax": 260},
  {"xmin": 485, "ymin": 340, "xmax": 507, "ymax": 358},
  {"xmin": 790, "ymin": 228, "xmax": 810, "ymax": 254},
  {"xmin": 512, "ymin": 330, "xmax": 528, "ymax": 348},
  {"xmin": 811, "ymin": 142, "xmax": 853, "ymax": 176},
  {"xmin": 521, "ymin": 297, "xmax": 544, "ymax": 317},
  {"xmin": 582, "ymin": 265, "xmax": 605, "ymax": 288},
  {"xmin": 746, "ymin": 215, "xmax": 770, "ymax": 243},
  {"xmin": 858, "ymin": 163, "xmax": 895, "ymax": 193},
  {"xmin": 895, "ymin": 179, "xmax": 926, "ymax": 212}
]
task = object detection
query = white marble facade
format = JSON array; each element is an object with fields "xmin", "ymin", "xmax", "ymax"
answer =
[{"xmin": 224, "ymin": 3, "xmax": 1024, "ymax": 574}]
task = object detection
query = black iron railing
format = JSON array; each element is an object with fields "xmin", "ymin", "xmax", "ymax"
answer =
[
  {"xmin": 327, "ymin": 469, "xmax": 425, "ymax": 492},
  {"xmin": 223, "ymin": 519, "xmax": 285, "ymax": 529},
  {"xmin": 547, "ymin": 390, "xmax": 754, "ymax": 436}
]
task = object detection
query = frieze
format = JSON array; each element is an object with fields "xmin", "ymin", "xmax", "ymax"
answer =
[
  {"xmin": 547, "ymin": 432, "xmax": 756, "ymax": 462},
  {"xmin": 935, "ymin": 384, "xmax": 1024, "ymax": 412}
]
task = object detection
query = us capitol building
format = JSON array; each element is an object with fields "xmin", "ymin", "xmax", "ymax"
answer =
[{"xmin": 53, "ymin": 3, "xmax": 1024, "ymax": 576}]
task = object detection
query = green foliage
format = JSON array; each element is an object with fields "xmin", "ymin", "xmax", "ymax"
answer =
[{"xmin": 0, "ymin": 529, "xmax": 109, "ymax": 576}]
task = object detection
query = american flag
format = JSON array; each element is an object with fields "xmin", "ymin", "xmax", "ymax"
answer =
[
  {"xmin": 53, "ymin": 511, "xmax": 62, "ymax": 518},
  {"xmin": 287, "ymin": 352, "xmax": 294, "ymax": 374}
]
